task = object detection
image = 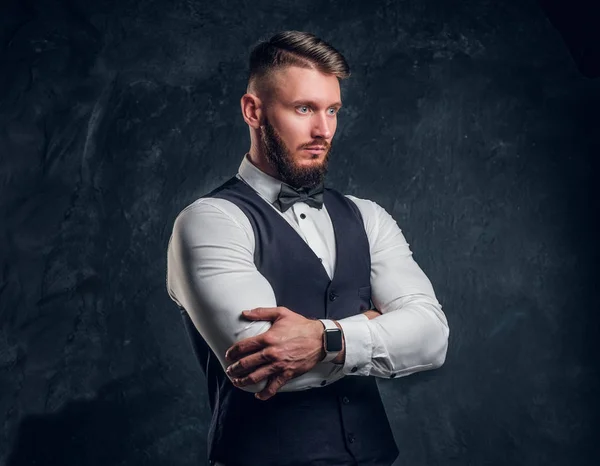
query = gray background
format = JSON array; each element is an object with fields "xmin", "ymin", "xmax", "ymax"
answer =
[{"xmin": 1, "ymin": 0, "xmax": 598, "ymax": 465}]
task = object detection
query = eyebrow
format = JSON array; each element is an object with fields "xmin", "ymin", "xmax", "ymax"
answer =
[{"xmin": 291, "ymin": 99, "xmax": 343, "ymax": 108}]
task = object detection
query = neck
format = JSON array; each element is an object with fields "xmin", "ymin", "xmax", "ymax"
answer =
[{"xmin": 247, "ymin": 142, "xmax": 281, "ymax": 180}]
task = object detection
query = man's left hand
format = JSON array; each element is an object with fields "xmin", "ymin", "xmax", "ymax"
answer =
[{"xmin": 225, "ymin": 307, "xmax": 325, "ymax": 400}]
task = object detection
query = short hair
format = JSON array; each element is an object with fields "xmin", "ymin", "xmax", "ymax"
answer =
[{"xmin": 247, "ymin": 31, "xmax": 350, "ymax": 95}]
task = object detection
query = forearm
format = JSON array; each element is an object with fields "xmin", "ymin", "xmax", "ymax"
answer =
[
  {"xmin": 331, "ymin": 309, "xmax": 381, "ymax": 365},
  {"xmin": 333, "ymin": 196, "xmax": 450, "ymax": 379},
  {"xmin": 276, "ymin": 310, "xmax": 380, "ymax": 391},
  {"xmin": 335, "ymin": 294, "xmax": 449, "ymax": 378}
]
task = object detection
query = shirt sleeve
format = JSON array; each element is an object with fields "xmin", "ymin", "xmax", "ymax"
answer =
[
  {"xmin": 335, "ymin": 196, "xmax": 450, "ymax": 379},
  {"xmin": 166, "ymin": 198, "xmax": 345, "ymax": 393}
]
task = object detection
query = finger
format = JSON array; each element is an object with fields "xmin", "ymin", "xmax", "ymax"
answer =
[
  {"xmin": 232, "ymin": 361, "xmax": 282, "ymax": 388},
  {"xmin": 241, "ymin": 307, "xmax": 284, "ymax": 321},
  {"xmin": 225, "ymin": 334, "xmax": 269, "ymax": 363},
  {"xmin": 256, "ymin": 371, "xmax": 293, "ymax": 400},
  {"xmin": 227, "ymin": 348, "xmax": 272, "ymax": 377}
]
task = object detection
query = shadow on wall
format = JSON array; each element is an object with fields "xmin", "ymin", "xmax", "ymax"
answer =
[{"xmin": 6, "ymin": 371, "xmax": 177, "ymax": 466}]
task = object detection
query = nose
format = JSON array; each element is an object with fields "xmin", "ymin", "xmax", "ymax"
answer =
[{"xmin": 311, "ymin": 111, "xmax": 333, "ymax": 140}]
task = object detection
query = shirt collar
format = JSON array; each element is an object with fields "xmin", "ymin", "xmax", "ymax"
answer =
[{"xmin": 237, "ymin": 153, "xmax": 283, "ymax": 204}]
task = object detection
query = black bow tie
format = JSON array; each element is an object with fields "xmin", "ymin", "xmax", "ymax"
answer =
[{"xmin": 274, "ymin": 182, "xmax": 325, "ymax": 212}]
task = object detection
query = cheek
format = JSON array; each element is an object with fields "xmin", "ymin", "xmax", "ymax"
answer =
[{"xmin": 279, "ymin": 119, "xmax": 309, "ymax": 147}]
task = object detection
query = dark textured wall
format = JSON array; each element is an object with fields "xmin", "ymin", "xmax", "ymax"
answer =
[{"xmin": 1, "ymin": 0, "xmax": 598, "ymax": 465}]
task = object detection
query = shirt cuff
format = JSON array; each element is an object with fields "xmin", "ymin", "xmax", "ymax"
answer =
[
  {"xmin": 336, "ymin": 314, "xmax": 372, "ymax": 376},
  {"xmin": 278, "ymin": 360, "xmax": 345, "ymax": 392}
]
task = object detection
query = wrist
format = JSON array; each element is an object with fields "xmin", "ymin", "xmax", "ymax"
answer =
[
  {"xmin": 318, "ymin": 319, "xmax": 344, "ymax": 363},
  {"xmin": 316, "ymin": 320, "xmax": 327, "ymax": 361}
]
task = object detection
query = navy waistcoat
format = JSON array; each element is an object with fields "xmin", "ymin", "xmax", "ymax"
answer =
[{"xmin": 179, "ymin": 176, "xmax": 399, "ymax": 466}]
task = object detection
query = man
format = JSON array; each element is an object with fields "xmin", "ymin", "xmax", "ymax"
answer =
[{"xmin": 166, "ymin": 31, "xmax": 449, "ymax": 466}]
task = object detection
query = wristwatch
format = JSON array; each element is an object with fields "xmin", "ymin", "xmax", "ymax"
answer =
[{"xmin": 318, "ymin": 319, "xmax": 343, "ymax": 362}]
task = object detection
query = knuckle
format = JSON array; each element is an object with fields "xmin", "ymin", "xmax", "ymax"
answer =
[
  {"xmin": 272, "ymin": 376, "xmax": 284, "ymax": 386},
  {"xmin": 262, "ymin": 333, "xmax": 275, "ymax": 345},
  {"xmin": 263, "ymin": 347, "xmax": 278, "ymax": 361},
  {"xmin": 274, "ymin": 377, "xmax": 287, "ymax": 388},
  {"xmin": 272, "ymin": 361, "xmax": 285, "ymax": 372}
]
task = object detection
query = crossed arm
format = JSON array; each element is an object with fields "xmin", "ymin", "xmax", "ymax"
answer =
[
  {"xmin": 223, "ymin": 306, "xmax": 384, "ymax": 399},
  {"xmin": 166, "ymin": 196, "xmax": 449, "ymax": 400}
]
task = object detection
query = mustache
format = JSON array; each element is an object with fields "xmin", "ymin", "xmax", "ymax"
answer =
[{"xmin": 299, "ymin": 141, "xmax": 331, "ymax": 150}]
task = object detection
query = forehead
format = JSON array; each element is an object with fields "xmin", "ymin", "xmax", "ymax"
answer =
[{"xmin": 269, "ymin": 66, "xmax": 341, "ymax": 106}]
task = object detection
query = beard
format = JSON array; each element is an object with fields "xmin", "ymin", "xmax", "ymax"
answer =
[{"xmin": 260, "ymin": 118, "xmax": 331, "ymax": 189}]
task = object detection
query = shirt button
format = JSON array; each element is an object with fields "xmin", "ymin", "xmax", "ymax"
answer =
[
  {"xmin": 300, "ymin": 213, "xmax": 306, "ymax": 219},
  {"xmin": 342, "ymin": 396, "xmax": 350, "ymax": 404},
  {"xmin": 347, "ymin": 433, "xmax": 355, "ymax": 443},
  {"xmin": 320, "ymin": 380, "xmax": 327, "ymax": 386},
  {"xmin": 351, "ymin": 366, "xmax": 358, "ymax": 373},
  {"xmin": 328, "ymin": 291, "xmax": 338, "ymax": 301}
]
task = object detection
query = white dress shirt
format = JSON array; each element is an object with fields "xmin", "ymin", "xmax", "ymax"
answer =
[{"xmin": 166, "ymin": 153, "xmax": 449, "ymax": 393}]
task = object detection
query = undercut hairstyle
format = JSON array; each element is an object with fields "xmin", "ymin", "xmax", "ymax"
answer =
[{"xmin": 247, "ymin": 30, "xmax": 350, "ymax": 96}]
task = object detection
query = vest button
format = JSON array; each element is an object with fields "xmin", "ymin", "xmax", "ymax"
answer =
[
  {"xmin": 320, "ymin": 380, "xmax": 327, "ymax": 386},
  {"xmin": 351, "ymin": 366, "xmax": 358, "ymax": 373},
  {"xmin": 347, "ymin": 433, "xmax": 355, "ymax": 443},
  {"xmin": 328, "ymin": 291, "xmax": 338, "ymax": 301},
  {"xmin": 390, "ymin": 373, "xmax": 396, "ymax": 379},
  {"xmin": 342, "ymin": 396, "xmax": 350, "ymax": 404}
]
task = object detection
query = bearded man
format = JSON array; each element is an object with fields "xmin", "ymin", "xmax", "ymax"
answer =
[{"xmin": 166, "ymin": 30, "xmax": 450, "ymax": 466}]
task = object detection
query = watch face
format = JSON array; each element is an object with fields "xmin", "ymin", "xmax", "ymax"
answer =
[{"xmin": 325, "ymin": 329, "xmax": 343, "ymax": 352}]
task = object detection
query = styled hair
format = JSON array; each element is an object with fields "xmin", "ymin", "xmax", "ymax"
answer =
[{"xmin": 247, "ymin": 31, "xmax": 350, "ymax": 94}]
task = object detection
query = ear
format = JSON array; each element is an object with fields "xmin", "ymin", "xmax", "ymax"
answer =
[{"xmin": 240, "ymin": 93, "xmax": 263, "ymax": 129}]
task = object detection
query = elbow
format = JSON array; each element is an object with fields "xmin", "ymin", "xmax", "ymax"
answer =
[
  {"xmin": 430, "ymin": 336, "xmax": 448, "ymax": 369},
  {"xmin": 430, "ymin": 325, "xmax": 449, "ymax": 369},
  {"xmin": 409, "ymin": 300, "xmax": 450, "ymax": 371}
]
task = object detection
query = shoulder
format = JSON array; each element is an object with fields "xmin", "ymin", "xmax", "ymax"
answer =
[
  {"xmin": 343, "ymin": 194, "xmax": 404, "ymax": 243},
  {"xmin": 170, "ymin": 196, "xmax": 254, "ymax": 244},
  {"xmin": 343, "ymin": 194, "xmax": 377, "ymax": 215},
  {"xmin": 344, "ymin": 193, "xmax": 386, "ymax": 222}
]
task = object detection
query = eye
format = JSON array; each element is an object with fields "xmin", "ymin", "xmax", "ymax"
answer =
[
  {"xmin": 297, "ymin": 105, "xmax": 310, "ymax": 114},
  {"xmin": 327, "ymin": 107, "xmax": 339, "ymax": 116}
]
